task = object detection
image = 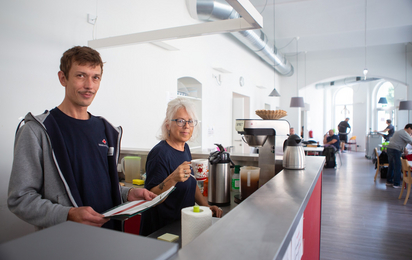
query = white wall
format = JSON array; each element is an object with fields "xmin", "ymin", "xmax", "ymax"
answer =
[{"xmin": 0, "ymin": 0, "xmax": 279, "ymax": 242}]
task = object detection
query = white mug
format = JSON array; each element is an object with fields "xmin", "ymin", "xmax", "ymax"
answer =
[{"xmin": 191, "ymin": 159, "xmax": 209, "ymax": 181}]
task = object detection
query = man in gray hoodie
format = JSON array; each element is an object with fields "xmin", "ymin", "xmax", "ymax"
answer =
[
  {"xmin": 386, "ymin": 124, "xmax": 412, "ymax": 188},
  {"xmin": 8, "ymin": 46, "xmax": 156, "ymax": 230}
]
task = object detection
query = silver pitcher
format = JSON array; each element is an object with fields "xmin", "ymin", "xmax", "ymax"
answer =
[
  {"xmin": 208, "ymin": 144, "xmax": 235, "ymax": 206},
  {"xmin": 283, "ymin": 134, "xmax": 305, "ymax": 170}
]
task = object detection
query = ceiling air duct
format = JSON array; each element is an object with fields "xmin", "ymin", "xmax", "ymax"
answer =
[
  {"xmin": 189, "ymin": 0, "xmax": 294, "ymax": 77},
  {"xmin": 315, "ymin": 76, "xmax": 381, "ymax": 89}
]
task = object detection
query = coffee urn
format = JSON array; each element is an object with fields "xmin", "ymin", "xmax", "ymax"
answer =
[
  {"xmin": 208, "ymin": 144, "xmax": 235, "ymax": 206},
  {"xmin": 283, "ymin": 134, "xmax": 305, "ymax": 169},
  {"xmin": 235, "ymin": 119, "xmax": 290, "ymax": 186}
]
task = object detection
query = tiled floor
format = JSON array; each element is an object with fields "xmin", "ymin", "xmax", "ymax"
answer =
[{"xmin": 320, "ymin": 151, "xmax": 412, "ymax": 260}]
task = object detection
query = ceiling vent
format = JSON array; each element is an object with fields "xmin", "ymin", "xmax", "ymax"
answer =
[{"xmin": 190, "ymin": 0, "xmax": 294, "ymax": 76}]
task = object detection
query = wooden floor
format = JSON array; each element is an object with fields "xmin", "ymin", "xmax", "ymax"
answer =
[{"xmin": 320, "ymin": 151, "xmax": 412, "ymax": 260}]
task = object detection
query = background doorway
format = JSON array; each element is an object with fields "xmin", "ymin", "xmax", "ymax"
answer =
[{"xmin": 232, "ymin": 93, "xmax": 250, "ymax": 154}]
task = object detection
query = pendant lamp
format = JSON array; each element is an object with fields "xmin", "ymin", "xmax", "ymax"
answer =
[
  {"xmin": 290, "ymin": 37, "xmax": 304, "ymax": 108},
  {"xmin": 290, "ymin": 97, "xmax": 305, "ymax": 107},
  {"xmin": 269, "ymin": 88, "xmax": 281, "ymax": 97},
  {"xmin": 363, "ymin": 0, "xmax": 368, "ymax": 80},
  {"xmin": 269, "ymin": 2, "xmax": 280, "ymax": 97},
  {"xmin": 399, "ymin": 101, "xmax": 412, "ymax": 110},
  {"xmin": 378, "ymin": 97, "xmax": 388, "ymax": 104}
]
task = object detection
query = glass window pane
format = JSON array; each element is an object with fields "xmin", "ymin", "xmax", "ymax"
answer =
[
  {"xmin": 377, "ymin": 82, "xmax": 394, "ymax": 108},
  {"xmin": 377, "ymin": 110, "xmax": 392, "ymax": 131},
  {"xmin": 335, "ymin": 87, "xmax": 353, "ymax": 135}
]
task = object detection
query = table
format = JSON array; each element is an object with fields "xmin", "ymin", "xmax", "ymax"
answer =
[{"xmin": 303, "ymin": 146, "xmax": 324, "ymax": 156}]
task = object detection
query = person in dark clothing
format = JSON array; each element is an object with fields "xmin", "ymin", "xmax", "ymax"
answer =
[
  {"xmin": 140, "ymin": 98, "xmax": 222, "ymax": 236},
  {"xmin": 8, "ymin": 46, "xmax": 156, "ymax": 230},
  {"xmin": 338, "ymin": 118, "xmax": 351, "ymax": 152},
  {"xmin": 323, "ymin": 129, "xmax": 340, "ymax": 151},
  {"xmin": 376, "ymin": 119, "xmax": 395, "ymax": 142},
  {"xmin": 323, "ymin": 129, "xmax": 340, "ymax": 168},
  {"xmin": 385, "ymin": 124, "xmax": 412, "ymax": 188}
]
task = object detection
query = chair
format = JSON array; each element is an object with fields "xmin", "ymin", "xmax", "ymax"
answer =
[
  {"xmin": 347, "ymin": 136, "xmax": 357, "ymax": 152},
  {"xmin": 398, "ymin": 159, "xmax": 412, "ymax": 205},
  {"xmin": 374, "ymin": 148, "xmax": 389, "ymax": 181}
]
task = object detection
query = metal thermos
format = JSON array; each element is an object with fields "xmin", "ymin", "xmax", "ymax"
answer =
[
  {"xmin": 208, "ymin": 144, "xmax": 235, "ymax": 206},
  {"xmin": 283, "ymin": 134, "xmax": 305, "ymax": 170}
]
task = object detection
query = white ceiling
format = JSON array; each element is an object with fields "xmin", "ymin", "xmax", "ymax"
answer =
[{"xmin": 248, "ymin": 0, "xmax": 412, "ymax": 55}]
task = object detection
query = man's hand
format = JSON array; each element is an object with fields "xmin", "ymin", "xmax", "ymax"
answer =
[
  {"xmin": 128, "ymin": 188, "xmax": 157, "ymax": 201},
  {"xmin": 67, "ymin": 206, "xmax": 109, "ymax": 227}
]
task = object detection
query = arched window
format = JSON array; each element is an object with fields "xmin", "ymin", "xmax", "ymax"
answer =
[
  {"xmin": 376, "ymin": 82, "xmax": 395, "ymax": 131},
  {"xmin": 335, "ymin": 87, "xmax": 353, "ymax": 134}
]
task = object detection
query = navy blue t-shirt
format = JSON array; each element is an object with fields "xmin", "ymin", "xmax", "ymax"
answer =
[
  {"xmin": 50, "ymin": 108, "xmax": 114, "ymax": 215},
  {"xmin": 327, "ymin": 135, "xmax": 340, "ymax": 150},
  {"xmin": 386, "ymin": 124, "xmax": 395, "ymax": 141},
  {"xmin": 140, "ymin": 140, "xmax": 196, "ymax": 236}
]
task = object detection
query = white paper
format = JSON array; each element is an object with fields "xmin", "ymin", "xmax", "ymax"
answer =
[{"xmin": 103, "ymin": 186, "xmax": 174, "ymax": 218}]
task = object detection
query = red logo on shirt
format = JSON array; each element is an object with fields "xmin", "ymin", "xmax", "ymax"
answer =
[{"xmin": 102, "ymin": 139, "xmax": 107, "ymax": 144}]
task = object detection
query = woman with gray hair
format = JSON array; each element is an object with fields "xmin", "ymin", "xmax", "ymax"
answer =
[{"xmin": 140, "ymin": 98, "xmax": 222, "ymax": 236}]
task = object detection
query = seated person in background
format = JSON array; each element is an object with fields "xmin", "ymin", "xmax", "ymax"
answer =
[
  {"xmin": 404, "ymin": 143, "xmax": 412, "ymax": 161},
  {"xmin": 376, "ymin": 119, "xmax": 394, "ymax": 142},
  {"xmin": 283, "ymin": 127, "xmax": 295, "ymax": 151},
  {"xmin": 386, "ymin": 124, "xmax": 412, "ymax": 188},
  {"xmin": 404, "ymin": 143, "xmax": 412, "ymax": 155},
  {"xmin": 323, "ymin": 129, "xmax": 340, "ymax": 151},
  {"xmin": 139, "ymin": 98, "xmax": 222, "ymax": 236}
]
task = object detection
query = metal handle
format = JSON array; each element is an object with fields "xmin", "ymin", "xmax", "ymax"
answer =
[{"xmin": 241, "ymin": 135, "xmax": 248, "ymax": 144}]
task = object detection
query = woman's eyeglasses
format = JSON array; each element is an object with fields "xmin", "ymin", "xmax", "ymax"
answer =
[{"xmin": 171, "ymin": 118, "xmax": 198, "ymax": 127}]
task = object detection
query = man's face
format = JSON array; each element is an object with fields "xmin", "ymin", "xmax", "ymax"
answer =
[
  {"xmin": 329, "ymin": 130, "xmax": 334, "ymax": 136},
  {"xmin": 290, "ymin": 128, "xmax": 295, "ymax": 135},
  {"xmin": 58, "ymin": 62, "xmax": 102, "ymax": 109},
  {"xmin": 406, "ymin": 128, "xmax": 412, "ymax": 135}
]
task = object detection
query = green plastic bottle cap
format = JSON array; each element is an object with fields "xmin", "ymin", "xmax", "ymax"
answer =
[{"xmin": 193, "ymin": 206, "xmax": 200, "ymax": 212}]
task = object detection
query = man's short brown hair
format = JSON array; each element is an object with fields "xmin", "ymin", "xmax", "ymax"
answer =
[{"xmin": 60, "ymin": 46, "xmax": 103, "ymax": 79}]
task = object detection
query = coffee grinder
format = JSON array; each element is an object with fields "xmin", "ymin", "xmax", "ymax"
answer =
[{"xmin": 235, "ymin": 119, "xmax": 290, "ymax": 187}]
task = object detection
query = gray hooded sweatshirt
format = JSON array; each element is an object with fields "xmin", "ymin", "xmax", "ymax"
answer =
[{"xmin": 8, "ymin": 111, "xmax": 129, "ymax": 229}]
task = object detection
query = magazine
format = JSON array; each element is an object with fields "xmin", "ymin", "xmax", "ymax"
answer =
[{"xmin": 103, "ymin": 186, "xmax": 175, "ymax": 220}]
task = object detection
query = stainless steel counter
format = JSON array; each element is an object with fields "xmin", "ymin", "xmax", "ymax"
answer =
[
  {"xmin": 0, "ymin": 221, "xmax": 178, "ymax": 260},
  {"xmin": 121, "ymin": 148, "xmax": 324, "ymax": 259},
  {"xmin": 171, "ymin": 156, "xmax": 324, "ymax": 260},
  {"xmin": 2, "ymin": 151, "xmax": 324, "ymax": 260}
]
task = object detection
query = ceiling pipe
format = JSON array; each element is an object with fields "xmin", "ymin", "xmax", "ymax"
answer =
[
  {"xmin": 315, "ymin": 76, "xmax": 381, "ymax": 89},
  {"xmin": 190, "ymin": 0, "xmax": 294, "ymax": 77}
]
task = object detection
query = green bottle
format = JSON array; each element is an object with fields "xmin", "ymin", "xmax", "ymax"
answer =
[{"xmin": 232, "ymin": 165, "xmax": 240, "ymax": 190}]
